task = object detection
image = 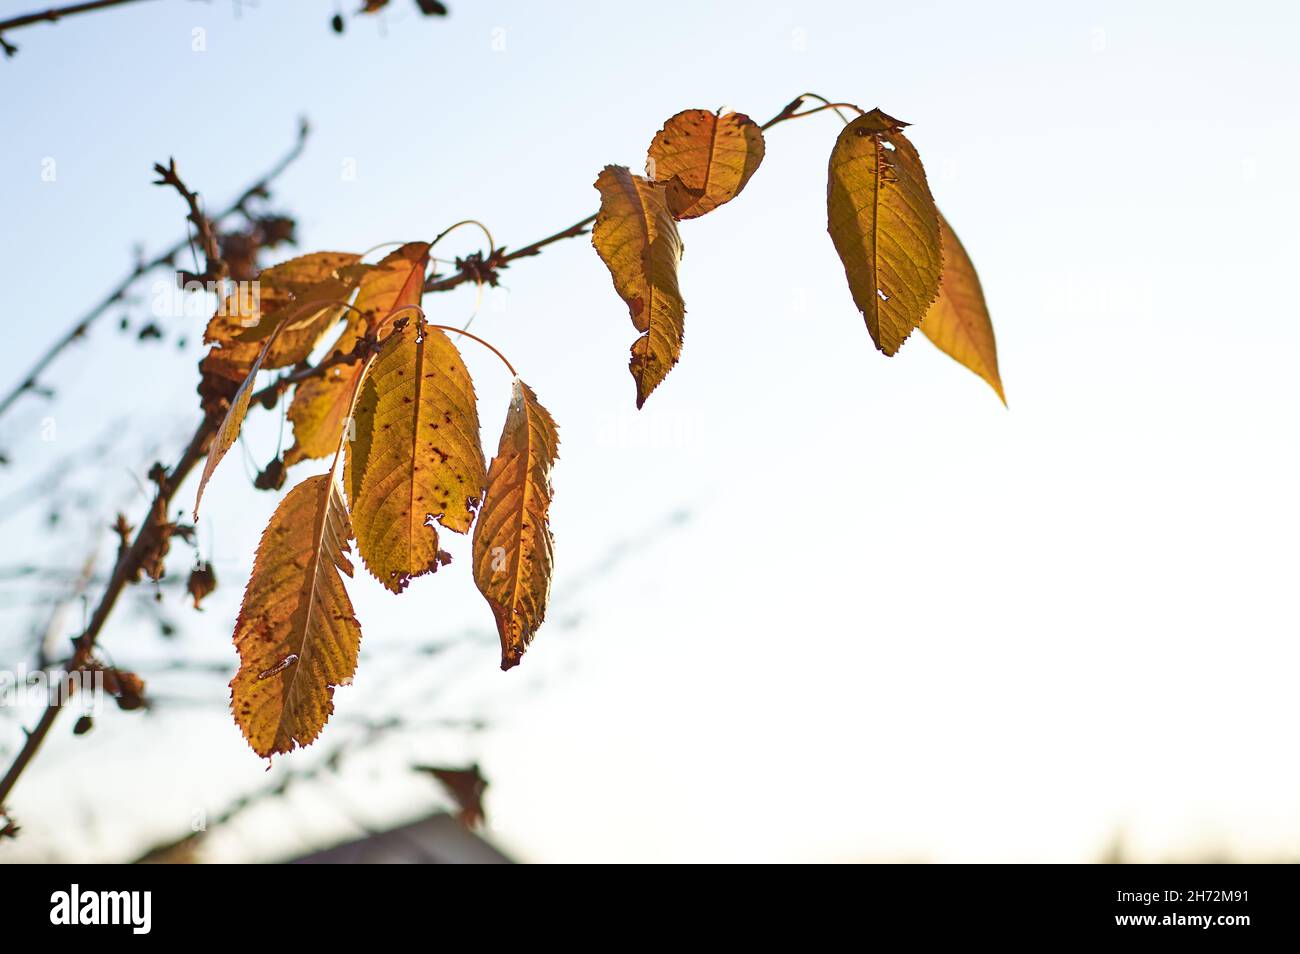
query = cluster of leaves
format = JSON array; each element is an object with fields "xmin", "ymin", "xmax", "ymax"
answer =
[
  {"xmin": 197, "ymin": 95, "xmax": 1004, "ymax": 761},
  {"xmin": 198, "ymin": 243, "xmax": 558, "ymax": 758},
  {"xmin": 592, "ymin": 104, "xmax": 1004, "ymax": 404}
]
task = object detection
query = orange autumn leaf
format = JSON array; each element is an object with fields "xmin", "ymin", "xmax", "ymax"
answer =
[
  {"xmin": 646, "ymin": 109, "xmax": 765, "ymax": 219},
  {"xmin": 204, "ymin": 251, "xmax": 363, "ymax": 371},
  {"xmin": 827, "ymin": 109, "xmax": 942, "ymax": 355},
  {"xmin": 230, "ymin": 472, "xmax": 361, "ymax": 758},
  {"xmin": 285, "ymin": 242, "xmax": 431, "ymax": 468},
  {"xmin": 472, "ymin": 378, "xmax": 558, "ymax": 671},
  {"xmin": 922, "ymin": 215, "xmax": 1006, "ymax": 404},
  {"xmin": 351, "ymin": 317, "xmax": 486, "ymax": 594},
  {"xmin": 591, "ymin": 165, "xmax": 686, "ymax": 408}
]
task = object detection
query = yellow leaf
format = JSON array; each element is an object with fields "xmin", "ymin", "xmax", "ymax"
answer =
[
  {"xmin": 591, "ymin": 165, "xmax": 686, "ymax": 408},
  {"xmin": 283, "ymin": 321, "xmax": 366, "ymax": 469},
  {"xmin": 286, "ymin": 243, "xmax": 430, "ymax": 468},
  {"xmin": 351, "ymin": 317, "xmax": 486, "ymax": 593},
  {"xmin": 922, "ymin": 215, "xmax": 1006, "ymax": 404},
  {"xmin": 827, "ymin": 109, "xmax": 942, "ymax": 355},
  {"xmin": 193, "ymin": 332, "xmax": 276, "ymax": 520},
  {"xmin": 472, "ymin": 379, "xmax": 559, "ymax": 671},
  {"xmin": 229, "ymin": 472, "xmax": 361, "ymax": 758},
  {"xmin": 646, "ymin": 109, "xmax": 765, "ymax": 219}
]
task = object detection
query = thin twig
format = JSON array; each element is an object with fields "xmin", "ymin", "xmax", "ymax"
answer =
[
  {"xmin": 0, "ymin": 120, "xmax": 310, "ymax": 426},
  {"xmin": 0, "ymin": 0, "xmax": 160, "ymax": 57},
  {"xmin": 424, "ymin": 214, "xmax": 596, "ymax": 293},
  {"xmin": 151, "ymin": 159, "xmax": 227, "ymax": 286},
  {"xmin": 760, "ymin": 94, "xmax": 863, "ymax": 131}
]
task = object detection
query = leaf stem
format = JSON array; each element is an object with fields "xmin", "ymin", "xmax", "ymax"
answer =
[
  {"xmin": 428, "ymin": 324, "xmax": 517, "ymax": 378},
  {"xmin": 760, "ymin": 94, "xmax": 863, "ymax": 130},
  {"xmin": 381, "ymin": 304, "xmax": 519, "ymax": 378},
  {"xmin": 430, "ymin": 219, "xmax": 496, "ymax": 258}
]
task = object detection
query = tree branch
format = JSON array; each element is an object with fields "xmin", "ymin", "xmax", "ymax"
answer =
[
  {"xmin": 0, "ymin": 201, "xmax": 596, "ymax": 812},
  {"xmin": 0, "ymin": 89, "xmax": 848, "ymax": 813},
  {"xmin": 0, "ymin": 0, "xmax": 160, "ymax": 57},
  {"xmin": 152, "ymin": 158, "xmax": 227, "ymax": 286},
  {"xmin": 0, "ymin": 119, "xmax": 309, "ymax": 427},
  {"xmin": 423, "ymin": 214, "xmax": 597, "ymax": 293}
]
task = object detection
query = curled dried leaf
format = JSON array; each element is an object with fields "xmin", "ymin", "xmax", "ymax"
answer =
[
  {"xmin": 97, "ymin": 665, "xmax": 147, "ymax": 711},
  {"xmin": 204, "ymin": 251, "xmax": 364, "ymax": 370},
  {"xmin": 187, "ymin": 560, "xmax": 217, "ymax": 610},
  {"xmin": 112, "ymin": 671, "xmax": 147, "ymax": 711}
]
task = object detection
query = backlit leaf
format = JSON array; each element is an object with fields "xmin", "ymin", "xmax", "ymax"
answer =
[
  {"xmin": 472, "ymin": 378, "xmax": 558, "ymax": 671},
  {"xmin": 922, "ymin": 215, "xmax": 1006, "ymax": 404},
  {"xmin": 193, "ymin": 332, "xmax": 276, "ymax": 520},
  {"xmin": 230, "ymin": 473, "xmax": 361, "ymax": 759},
  {"xmin": 827, "ymin": 109, "xmax": 942, "ymax": 355},
  {"xmin": 351, "ymin": 317, "xmax": 486, "ymax": 593},
  {"xmin": 646, "ymin": 109, "xmax": 765, "ymax": 219},
  {"xmin": 591, "ymin": 165, "xmax": 686, "ymax": 408},
  {"xmin": 286, "ymin": 242, "xmax": 430, "ymax": 468}
]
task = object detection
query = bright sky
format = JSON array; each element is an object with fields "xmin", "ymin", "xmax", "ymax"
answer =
[{"xmin": 1, "ymin": 0, "xmax": 1298, "ymax": 863}]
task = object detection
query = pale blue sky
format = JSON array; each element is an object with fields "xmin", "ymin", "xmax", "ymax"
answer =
[{"xmin": 1, "ymin": 0, "xmax": 1298, "ymax": 862}]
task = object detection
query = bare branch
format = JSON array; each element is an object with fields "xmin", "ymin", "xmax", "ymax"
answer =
[
  {"xmin": 0, "ymin": 0, "xmax": 160, "ymax": 57},
  {"xmin": 0, "ymin": 120, "xmax": 309, "ymax": 428},
  {"xmin": 151, "ymin": 158, "xmax": 227, "ymax": 286}
]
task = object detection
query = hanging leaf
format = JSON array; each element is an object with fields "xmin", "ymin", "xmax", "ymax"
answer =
[
  {"xmin": 922, "ymin": 215, "xmax": 1006, "ymax": 404},
  {"xmin": 646, "ymin": 109, "xmax": 765, "ymax": 219},
  {"xmin": 229, "ymin": 473, "xmax": 361, "ymax": 759},
  {"xmin": 472, "ymin": 379, "xmax": 558, "ymax": 671},
  {"xmin": 827, "ymin": 109, "xmax": 943, "ymax": 356},
  {"xmin": 591, "ymin": 165, "xmax": 686, "ymax": 408},
  {"xmin": 193, "ymin": 332, "xmax": 277, "ymax": 520},
  {"xmin": 351, "ymin": 317, "xmax": 486, "ymax": 594},
  {"xmin": 285, "ymin": 242, "xmax": 431, "ymax": 468}
]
